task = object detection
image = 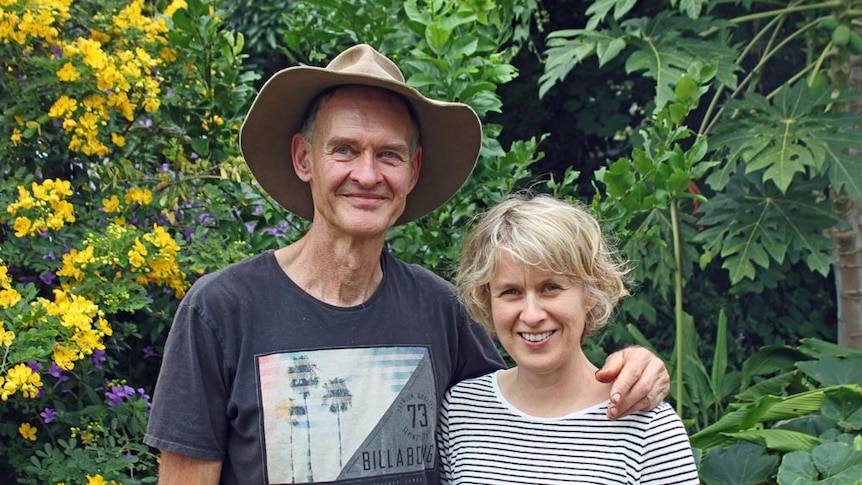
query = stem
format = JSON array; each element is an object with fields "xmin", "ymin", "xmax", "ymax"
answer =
[
  {"xmin": 670, "ymin": 199, "xmax": 685, "ymax": 417},
  {"xmin": 730, "ymin": 1, "xmax": 842, "ymax": 24}
]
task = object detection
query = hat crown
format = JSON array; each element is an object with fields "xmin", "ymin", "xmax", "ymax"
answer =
[{"xmin": 325, "ymin": 44, "xmax": 405, "ymax": 83}]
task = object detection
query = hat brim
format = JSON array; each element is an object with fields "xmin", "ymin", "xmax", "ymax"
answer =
[{"xmin": 240, "ymin": 66, "xmax": 482, "ymax": 225}]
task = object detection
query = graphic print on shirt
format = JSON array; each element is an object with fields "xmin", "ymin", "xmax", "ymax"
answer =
[{"xmin": 258, "ymin": 346, "xmax": 437, "ymax": 484}]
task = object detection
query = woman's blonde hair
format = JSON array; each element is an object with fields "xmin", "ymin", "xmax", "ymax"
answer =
[{"xmin": 456, "ymin": 193, "xmax": 630, "ymax": 338}]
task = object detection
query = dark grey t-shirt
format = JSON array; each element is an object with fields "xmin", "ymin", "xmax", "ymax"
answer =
[{"xmin": 144, "ymin": 250, "xmax": 503, "ymax": 484}]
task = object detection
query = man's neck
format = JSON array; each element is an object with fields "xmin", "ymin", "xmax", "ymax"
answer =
[{"xmin": 275, "ymin": 229, "xmax": 385, "ymax": 307}]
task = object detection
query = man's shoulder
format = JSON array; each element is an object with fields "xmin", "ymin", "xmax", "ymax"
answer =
[
  {"xmin": 184, "ymin": 251, "xmax": 276, "ymax": 299},
  {"xmin": 383, "ymin": 252, "xmax": 451, "ymax": 287}
]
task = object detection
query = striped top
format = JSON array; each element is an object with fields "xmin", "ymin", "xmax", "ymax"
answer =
[{"xmin": 436, "ymin": 371, "xmax": 700, "ymax": 484}]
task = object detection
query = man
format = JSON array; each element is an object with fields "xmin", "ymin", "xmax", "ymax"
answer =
[{"xmin": 144, "ymin": 44, "xmax": 669, "ymax": 485}]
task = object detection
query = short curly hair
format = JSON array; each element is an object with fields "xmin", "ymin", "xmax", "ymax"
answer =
[{"xmin": 456, "ymin": 193, "xmax": 630, "ymax": 339}]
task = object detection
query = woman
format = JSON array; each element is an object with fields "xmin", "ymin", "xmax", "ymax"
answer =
[{"xmin": 437, "ymin": 193, "xmax": 699, "ymax": 484}]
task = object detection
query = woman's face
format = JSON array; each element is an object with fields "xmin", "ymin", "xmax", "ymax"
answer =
[{"xmin": 489, "ymin": 252, "xmax": 596, "ymax": 377}]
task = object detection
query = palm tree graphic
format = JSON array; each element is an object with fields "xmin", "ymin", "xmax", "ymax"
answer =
[
  {"xmin": 275, "ymin": 398, "xmax": 300, "ymax": 483},
  {"xmin": 322, "ymin": 377, "xmax": 353, "ymax": 468},
  {"xmin": 288, "ymin": 355, "xmax": 319, "ymax": 482}
]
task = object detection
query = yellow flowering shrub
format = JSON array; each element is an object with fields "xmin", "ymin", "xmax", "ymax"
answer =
[
  {"xmin": 0, "ymin": 0, "xmax": 262, "ymax": 481},
  {"xmin": 6, "ymin": 179, "xmax": 76, "ymax": 237}
]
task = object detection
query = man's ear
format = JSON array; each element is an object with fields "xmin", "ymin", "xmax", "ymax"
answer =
[{"xmin": 292, "ymin": 133, "xmax": 312, "ymax": 182}]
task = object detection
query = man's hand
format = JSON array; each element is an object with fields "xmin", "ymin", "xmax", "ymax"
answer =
[{"xmin": 595, "ymin": 346, "xmax": 669, "ymax": 419}]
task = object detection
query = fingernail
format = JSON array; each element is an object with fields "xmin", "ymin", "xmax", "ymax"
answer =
[
  {"xmin": 611, "ymin": 393, "xmax": 621, "ymax": 403},
  {"xmin": 608, "ymin": 406, "xmax": 619, "ymax": 418}
]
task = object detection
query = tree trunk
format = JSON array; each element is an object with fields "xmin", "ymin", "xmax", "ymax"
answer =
[
  {"xmin": 829, "ymin": 36, "xmax": 862, "ymax": 351},
  {"xmin": 830, "ymin": 196, "xmax": 862, "ymax": 350}
]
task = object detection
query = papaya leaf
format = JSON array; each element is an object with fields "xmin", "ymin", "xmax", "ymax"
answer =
[
  {"xmin": 622, "ymin": 13, "xmax": 737, "ymax": 109},
  {"xmin": 695, "ymin": 173, "xmax": 839, "ymax": 284},
  {"xmin": 724, "ymin": 428, "xmax": 820, "ymax": 452},
  {"xmin": 711, "ymin": 82, "xmax": 862, "ymax": 200}
]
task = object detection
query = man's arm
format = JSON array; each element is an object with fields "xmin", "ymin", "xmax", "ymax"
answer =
[
  {"xmin": 157, "ymin": 450, "xmax": 222, "ymax": 485},
  {"xmin": 595, "ymin": 346, "xmax": 669, "ymax": 419}
]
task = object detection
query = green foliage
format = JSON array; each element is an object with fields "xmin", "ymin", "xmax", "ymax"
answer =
[
  {"xmin": 541, "ymin": 0, "xmax": 862, "ymax": 289},
  {"xmin": 688, "ymin": 339, "xmax": 862, "ymax": 484},
  {"xmin": 539, "ymin": 1, "xmax": 862, "ymax": 480}
]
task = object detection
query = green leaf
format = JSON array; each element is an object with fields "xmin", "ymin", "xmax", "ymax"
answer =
[
  {"xmin": 778, "ymin": 442, "xmax": 862, "ymax": 483},
  {"xmin": 724, "ymin": 429, "xmax": 820, "ymax": 452},
  {"xmin": 821, "ymin": 387, "xmax": 862, "ymax": 430},
  {"xmin": 426, "ymin": 22, "xmax": 451, "ymax": 55},
  {"xmin": 699, "ymin": 441, "xmax": 778, "ymax": 485},
  {"xmin": 622, "ymin": 13, "xmax": 738, "ymax": 109},
  {"xmin": 695, "ymin": 173, "xmax": 839, "ymax": 284},
  {"xmin": 710, "ymin": 309, "xmax": 729, "ymax": 400},
  {"xmin": 796, "ymin": 356, "xmax": 862, "ymax": 386}
]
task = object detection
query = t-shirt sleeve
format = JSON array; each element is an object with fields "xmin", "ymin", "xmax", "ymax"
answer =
[
  {"xmin": 144, "ymin": 300, "xmax": 229, "ymax": 461},
  {"xmin": 435, "ymin": 388, "xmax": 455, "ymax": 484},
  {"xmin": 641, "ymin": 403, "xmax": 700, "ymax": 484},
  {"xmin": 450, "ymin": 306, "xmax": 504, "ymax": 388}
]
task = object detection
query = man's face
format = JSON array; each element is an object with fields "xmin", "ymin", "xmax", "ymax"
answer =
[{"xmin": 292, "ymin": 86, "xmax": 422, "ymax": 239}]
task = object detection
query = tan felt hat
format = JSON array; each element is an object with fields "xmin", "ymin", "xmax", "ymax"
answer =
[{"xmin": 240, "ymin": 44, "xmax": 482, "ymax": 225}]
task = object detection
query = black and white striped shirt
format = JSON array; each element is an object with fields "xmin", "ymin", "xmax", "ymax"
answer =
[{"xmin": 437, "ymin": 371, "xmax": 700, "ymax": 484}]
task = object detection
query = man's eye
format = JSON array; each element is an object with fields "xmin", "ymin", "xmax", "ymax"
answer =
[
  {"xmin": 380, "ymin": 151, "xmax": 406, "ymax": 163},
  {"xmin": 335, "ymin": 146, "xmax": 351, "ymax": 155}
]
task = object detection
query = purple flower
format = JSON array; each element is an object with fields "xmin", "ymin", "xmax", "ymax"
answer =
[
  {"xmin": 106, "ymin": 384, "xmax": 136, "ymax": 406},
  {"xmin": 42, "ymin": 251, "xmax": 56, "ymax": 261},
  {"xmin": 245, "ymin": 222, "xmax": 255, "ymax": 233},
  {"xmin": 40, "ymin": 271, "xmax": 56, "ymax": 285},
  {"xmin": 142, "ymin": 346, "xmax": 157, "ymax": 359},
  {"xmin": 90, "ymin": 349, "xmax": 106, "ymax": 369},
  {"xmin": 48, "ymin": 362, "xmax": 69, "ymax": 383},
  {"xmin": 139, "ymin": 118, "xmax": 153, "ymax": 128},
  {"xmin": 40, "ymin": 408, "xmax": 57, "ymax": 423}
]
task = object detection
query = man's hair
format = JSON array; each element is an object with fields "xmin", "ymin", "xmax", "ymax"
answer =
[
  {"xmin": 299, "ymin": 84, "xmax": 420, "ymax": 153},
  {"xmin": 456, "ymin": 192, "xmax": 630, "ymax": 339}
]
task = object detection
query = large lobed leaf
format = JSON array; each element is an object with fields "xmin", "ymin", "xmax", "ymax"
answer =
[
  {"xmin": 709, "ymin": 82, "xmax": 862, "ymax": 201},
  {"xmin": 695, "ymin": 172, "xmax": 840, "ymax": 284}
]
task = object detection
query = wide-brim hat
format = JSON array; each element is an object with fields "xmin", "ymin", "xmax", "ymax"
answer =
[{"xmin": 239, "ymin": 44, "xmax": 482, "ymax": 225}]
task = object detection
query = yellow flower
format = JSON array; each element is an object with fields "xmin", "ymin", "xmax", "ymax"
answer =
[
  {"xmin": 102, "ymin": 195, "xmax": 121, "ymax": 213},
  {"xmin": 53, "ymin": 344, "xmax": 77, "ymax": 371},
  {"xmin": 48, "ymin": 95, "xmax": 78, "ymax": 118},
  {"xmin": 111, "ymin": 132, "xmax": 126, "ymax": 147},
  {"xmin": 164, "ymin": 0, "xmax": 188, "ymax": 17},
  {"xmin": 124, "ymin": 188, "xmax": 152, "ymax": 206},
  {"xmin": 13, "ymin": 216, "xmax": 32, "ymax": 237},
  {"xmin": 10, "ymin": 128, "xmax": 22, "ymax": 146},
  {"xmin": 18, "ymin": 423, "xmax": 37, "ymax": 441},
  {"xmin": 57, "ymin": 62, "xmax": 80, "ymax": 82},
  {"xmin": 86, "ymin": 474, "xmax": 108, "ymax": 485},
  {"xmin": 4, "ymin": 364, "xmax": 42, "ymax": 399},
  {"xmin": 0, "ymin": 288, "xmax": 22, "ymax": 308},
  {"xmin": 1, "ymin": 329, "xmax": 14, "ymax": 346}
]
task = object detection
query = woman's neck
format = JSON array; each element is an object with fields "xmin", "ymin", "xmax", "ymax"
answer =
[{"xmin": 497, "ymin": 360, "xmax": 612, "ymax": 418}]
